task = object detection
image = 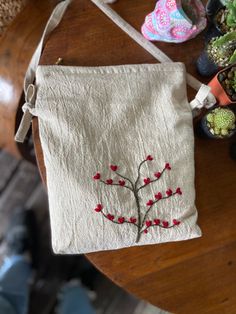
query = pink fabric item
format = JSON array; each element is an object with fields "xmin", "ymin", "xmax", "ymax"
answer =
[{"xmin": 141, "ymin": 0, "xmax": 206, "ymax": 43}]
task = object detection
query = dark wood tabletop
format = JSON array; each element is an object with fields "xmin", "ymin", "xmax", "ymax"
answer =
[
  {"xmin": 0, "ymin": 0, "xmax": 58, "ymax": 157},
  {"xmin": 1, "ymin": 0, "xmax": 236, "ymax": 313}
]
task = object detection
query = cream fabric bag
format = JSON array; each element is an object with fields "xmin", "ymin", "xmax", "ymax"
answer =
[{"xmin": 15, "ymin": 0, "xmax": 216, "ymax": 254}]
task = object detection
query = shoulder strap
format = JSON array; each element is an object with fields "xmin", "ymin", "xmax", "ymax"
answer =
[
  {"xmin": 23, "ymin": 0, "xmax": 71, "ymax": 94},
  {"xmin": 92, "ymin": 0, "xmax": 200, "ymax": 91},
  {"xmin": 15, "ymin": 0, "xmax": 216, "ymax": 143}
]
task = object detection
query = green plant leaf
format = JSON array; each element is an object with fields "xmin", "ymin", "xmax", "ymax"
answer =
[
  {"xmin": 212, "ymin": 31, "xmax": 236, "ymax": 47},
  {"xmin": 229, "ymin": 49, "xmax": 236, "ymax": 62}
]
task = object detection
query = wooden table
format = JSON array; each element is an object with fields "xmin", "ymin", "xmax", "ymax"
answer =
[
  {"xmin": 3, "ymin": 0, "xmax": 236, "ymax": 312},
  {"xmin": 0, "ymin": 0, "xmax": 58, "ymax": 158}
]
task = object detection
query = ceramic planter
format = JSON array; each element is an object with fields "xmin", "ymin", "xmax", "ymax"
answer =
[
  {"xmin": 141, "ymin": 0, "xmax": 207, "ymax": 43},
  {"xmin": 208, "ymin": 63, "xmax": 236, "ymax": 105},
  {"xmin": 199, "ymin": 106, "xmax": 236, "ymax": 139},
  {"xmin": 196, "ymin": 49, "xmax": 220, "ymax": 77},
  {"xmin": 204, "ymin": 24, "xmax": 223, "ymax": 43},
  {"xmin": 206, "ymin": 0, "xmax": 225, "ymax": 20},
  {"xmin": 207, "ymin": 0, "xmax": 228, "ymax": 34}
]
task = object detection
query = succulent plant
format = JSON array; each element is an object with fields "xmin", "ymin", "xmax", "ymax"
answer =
[
  {"xmin": 226, "ymin": 0, "xmax": 236, "ymax": 28},
  {"xmin": 212, "ymin": 0, "xmax": 236, "ymax": 33},
  {"xmin": 206, "ymin": 107, "xmax": 236, "ymax": 137},
  {"xmin": 207, "ymin": 31, "xmax": 236, "ymax": 66}
]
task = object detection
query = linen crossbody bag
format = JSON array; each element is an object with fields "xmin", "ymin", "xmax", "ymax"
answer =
[{"xmin": 15, "ymin": 0, "xmax": 216, "ymax": 254}]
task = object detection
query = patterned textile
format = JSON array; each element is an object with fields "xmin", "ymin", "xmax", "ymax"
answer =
[{"xmin": 141, "ymin": 0, "xmax": 206, "ymax": 43}]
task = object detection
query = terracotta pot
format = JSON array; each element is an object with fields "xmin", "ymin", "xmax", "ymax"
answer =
[{"xmin": 208, "ymin": 63, "xmax": 236, "ymax": 106}]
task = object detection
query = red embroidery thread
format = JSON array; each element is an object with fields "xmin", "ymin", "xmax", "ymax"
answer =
[{"xmin": 93, "ymin": 155, "xmax": 182, "ymax": 243}]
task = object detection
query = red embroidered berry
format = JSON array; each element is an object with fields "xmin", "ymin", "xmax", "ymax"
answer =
[
  {"xmin": 176, "ymin": 187, "xmax": 182, "ymax": 195},
  {"xmin": 144, "ymin": 229, "xmax": 148, "ymax": 234},
  {"xmin": 119, "ymin": 180, "xmax": 125, "ymax": 186},
  {"xmin": 110, "ymin": 165, "xmax": 118, "ymax": 172},
  {"xmin": 162, "ymin": 221, "xmax": 169, "ymax": 228},
  {"xmin": 144, "ymin": 178, "xmax": 151, "ymax": 185},
  {"xmin": 166, "ymin": 189, "xmax": 173, "ymax": 196},
  {"xmin": 154, "ymin": 172, "xmax": 161, "ymax": 178},
  {"xmin": 94, "ymin": 204, "xmax": 103, "ymax": 212},
  {"xmin": 130, "ymin": 217, "xmax": 137, "ymax": 224},
  {"xmin": 173, "ymin": 219, "xmax": 180, "ymax": 225},
  {"xmin": 154, "ymin": 219, "xmax": 160, "ymax": 225},
  {"xmin": 106, "ymin": 179, "xmax": 113, "ymax": 185},
  {"xmin": 107, "ymin": 214, "xmax": 114, "ymax": 221},
  {"xmin": 146, "ymin": 155, "xmax": 153, "ymax": 161},
  {"xmin": 118, "ymin": 217, "xmax": 125, "ymax": 224},
  {"xmin": 146, "ymin": 200, "xmax": 154, "ymax": 206},
  {"xmin": 165, "ymin": 163, "xmax": 171, "ymax": 170},
  {"xmin": 145, "ymin": 220, "xmax": 152, "ymax": 227},
  {"xmin": 154, "ymin": 192, "xmax": 162, "ymax": 200},
  {"xmin": 93, "ymin": 173, "xmax": 101, "ymax": 180}
]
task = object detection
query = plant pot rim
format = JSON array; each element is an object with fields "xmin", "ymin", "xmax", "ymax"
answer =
[{"xmin": 216, "ymin": 63, "xmax": 236, "ymax": 103}]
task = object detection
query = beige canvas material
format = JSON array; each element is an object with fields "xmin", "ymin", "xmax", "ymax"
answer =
[
  {"xmin": 24, "ymin": 0, "xmax": 202, "ymax": 92},
  {"xmin": 14, "ymin": 0, "xmax": 212, "ymax": 253},
  {"xmin": 35, "ymin": 63, "xmax": 201, "ymax": 254},
  {"xmin": 15, "ymin": 0, "xmax": 216, "ymax": 144}
]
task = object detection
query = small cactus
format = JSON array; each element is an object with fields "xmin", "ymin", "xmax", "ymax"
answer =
[
  {"xmin": 207, "ymin": 31, "xmax": 236, "ymax": 66},
  {"xmin": 206, "ymin": 107, "xmax": 236, "ymax": 137},
  {"xmin": 213, "ymin": 0, "xmax": 236, "ymax": 34}
]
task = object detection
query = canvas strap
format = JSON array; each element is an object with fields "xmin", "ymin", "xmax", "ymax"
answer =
[{"xmin": 15, "ymin": 0, "xmax": 216, "ymax": 143}]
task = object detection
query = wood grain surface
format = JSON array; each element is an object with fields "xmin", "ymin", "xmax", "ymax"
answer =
[
  {"xmin": 0, "ymin": 0, "xmax": 56, "ymax": 157},
  {"xmin": 2, "ymin": 0, "xmax": 236, "ymax": 312}
]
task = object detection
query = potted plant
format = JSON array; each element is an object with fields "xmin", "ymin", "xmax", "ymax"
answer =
[
  {"xmin": 208, "ymin": 62, "xmax": 236, "ymax": 105},
  {"xmin": 207, "ymin": 0, "xmax": 236, "ymax": 34},
  {"xmin": 197, "ymin": 31, "xmax": 236, "ymax": 76},
  {"xmin": 206, "ymin": 0, "xmax": 225, "ymax": 25},
  {"xmin": 200, "ymin": 107, "xmax": 236, "ymax": 138},
  {"xmin": 204, "ymin": 0, "xmax": 236, "ymax": 46}
]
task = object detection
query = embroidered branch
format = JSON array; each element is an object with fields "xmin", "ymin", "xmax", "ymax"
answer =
[{"xmin": 93, "ymin": 155, "xmax": 182, "ymax": 243}]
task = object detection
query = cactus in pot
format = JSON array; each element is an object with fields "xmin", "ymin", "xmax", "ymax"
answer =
[
  {"xmin": 197, "ymin": 31, "xmax": 236, "ymax": 76},
  {"xmin": 214, "ymin": 0, "xmax": 236, "ymax": 34},
  {"xmin": 205, "ymin": 107, "xmax": 236, "ymax": 137},
  {"xmin": 208, "ymin": 31, "xmax": 236, "ymax": 65}
]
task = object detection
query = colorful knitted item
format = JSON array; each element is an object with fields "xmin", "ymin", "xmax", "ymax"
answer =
[{"xmin": 141, "ymin": 0, "xmax": 207, "ymax": 43}]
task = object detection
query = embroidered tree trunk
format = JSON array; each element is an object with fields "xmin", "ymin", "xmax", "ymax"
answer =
[{"xmin": 93, "ymin": 155, "xmax": 182, "ymax": 243}]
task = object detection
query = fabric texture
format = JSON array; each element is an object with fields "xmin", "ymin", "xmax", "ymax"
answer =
[
  {"xmin": 15, "ymin": 0, "xmax": 216, "ymax": 144},
  {"xmin": 33, "ymin": 62, "xmax": 201, "ymax": 254},
  {"xmin": 141, "ymin": 0, "xmax": 206, "ymax": 43}
]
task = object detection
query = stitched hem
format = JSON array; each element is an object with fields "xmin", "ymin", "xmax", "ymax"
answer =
[{"xmin": 36, "ymin": 62, "xmax": 186, "ymax": 76}]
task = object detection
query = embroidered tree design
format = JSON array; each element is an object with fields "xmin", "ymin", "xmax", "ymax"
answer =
[{"xmin": 93, "ymin": 155, "xmax": 182, "ymax": 243}]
